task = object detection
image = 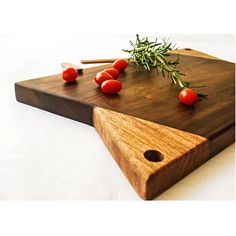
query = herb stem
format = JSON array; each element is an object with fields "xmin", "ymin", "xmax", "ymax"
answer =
[{"xmin": 123, "ymin": 34, "xmax": 207, "ymax": 96}]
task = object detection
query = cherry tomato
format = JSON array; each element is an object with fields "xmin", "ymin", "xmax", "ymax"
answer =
[
  {"xmin": 102, "ymin": 68, "xmax": 119, "ymax": 79},
  {"xmin": 62, "ymin": 67, "xmax": 78, "ymax": 82},
  {"xmin": 113, "ymin": 59, "xmax": 128, "ymax": 72},
  {"xmin": 179, "ymin": 88, "xmax": 199, "ymax": 106},
  {"xmin": 94, "ymin": 71, "xmax": 114, "ymax": 86},
  {"xmin": 101, "ymin": 80, "xmax": 122, "ymax": 94}
]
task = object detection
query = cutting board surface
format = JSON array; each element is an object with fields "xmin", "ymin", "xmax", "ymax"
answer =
[
  {"xmin": 15, "ymin": 50, "xmax": 235, "ymax": 199},
  {"xmin": 16, "ymin": 54, "xmax": 235, "ymax": 151}
]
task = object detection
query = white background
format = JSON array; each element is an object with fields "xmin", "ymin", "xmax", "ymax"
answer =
[
  {"xmin": 0, "ymin": 0, "xmax": 235, "ymax": 235},
  {"xmin": 0, "ymin": 34, "xmax": 235, "ymax": 200}
]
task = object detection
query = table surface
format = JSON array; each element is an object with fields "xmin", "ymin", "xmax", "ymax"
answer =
[{"xmin": 0, "ymin": 34, "xmax": 235, "ymax": 200}]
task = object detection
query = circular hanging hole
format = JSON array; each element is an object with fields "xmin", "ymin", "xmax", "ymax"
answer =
[{"xmin": 144, "ymin": 150, "xmax": 164, "ymax": 162}]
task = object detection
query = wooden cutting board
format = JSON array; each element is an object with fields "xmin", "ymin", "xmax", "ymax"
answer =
[{"xmin": 15, "ymin": 49, "xmax": 235, "ymax": 200}]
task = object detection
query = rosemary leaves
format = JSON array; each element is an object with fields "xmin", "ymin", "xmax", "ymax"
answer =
[{"xmin": 123, "ymin": 34, "xmax": 207, "ymax": 98}]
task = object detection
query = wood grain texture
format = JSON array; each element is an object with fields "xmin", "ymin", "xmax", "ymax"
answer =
[
  {"xmin": 93, "ymin": 107, "xmax": 209, "ymax": 199},
  {"xmin": 171, "ymin": 48, "xmax": 220, "ymax": 59},
  {"xmin": 15, "ymin": 49, "xmax": 235, "ymax": 157},
  {"xmin": 81, "ymin": 58, "xmax": 121, "ymax": 64},
  {"xmin": 15, "ymin": 49, "xmax": 235, "ymax": 199},
  {"xmin": 79, "ymin": 48, "xmax": 219, "ymax": 64}
]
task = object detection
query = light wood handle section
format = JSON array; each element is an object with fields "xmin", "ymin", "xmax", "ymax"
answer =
[
  {"xmin": 80, "ymin": 59, "xmax": 121, "ymax": 64},
  {"xmin": 80, "ymin": 49, "xmax": 220, "ymax": 64},
  {"xmin": 93, "ymin": 107, "xmax": 209, "ymax": 200},
  {"xmin": 171, "ymin": 49, "xmax": 220, "ymax": 60},
  {"xmin": 92, "ymin": 49, "xmax": 218, "ymax": 199}
]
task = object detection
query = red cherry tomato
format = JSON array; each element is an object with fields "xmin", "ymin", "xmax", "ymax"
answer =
[
  {"xmin": 62, "ymin": 67, "xmax": 78, "ymax": 82},
  {"xmin": 101, "ymin": 80, "xmax": 122, "ymax": 94},
  {"xmin": 179, "ymin": 88, "xmax": 199, "ymax": 106},
  {"xmin": 102, "ymin": 68, "xmax": 119, "ymax": 79},
  {"xmin": 113, "ymin": 59, "xmax": 128, "ymax": 72},
  {"xmin": 94, "ymin": 71, "xmax": 114, "ymax": 86}
]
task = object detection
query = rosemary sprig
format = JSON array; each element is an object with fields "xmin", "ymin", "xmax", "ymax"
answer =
[{"xmin": 123, "ymin": 34, "xmax": 207, "ymax": 96}]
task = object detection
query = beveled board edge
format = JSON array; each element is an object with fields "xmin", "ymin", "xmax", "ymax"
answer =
[
  {"xmin": 93, "ymin": 107, "xmax": 210, "ymax": 200},
  {"xmin": 14, "ymin": 49, "xmax": 235, "ymax": 199},
  {"xmin": 15, "ymin": 82, "xmax": 94, "ymax": 125}
]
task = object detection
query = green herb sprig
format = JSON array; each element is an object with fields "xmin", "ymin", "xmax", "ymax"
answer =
[{"xmin": 123, "ymin": 34, "xmax": 207, "ymax": 98}]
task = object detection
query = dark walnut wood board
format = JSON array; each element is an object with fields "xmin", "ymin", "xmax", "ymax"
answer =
[{"xmin": 15, "ymin": 49, "xmax": 235, "ymax": 200}]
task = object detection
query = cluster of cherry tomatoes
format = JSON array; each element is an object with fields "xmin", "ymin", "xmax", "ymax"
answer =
[
  {"xmin": 94, "ymin": 59, "xmax": 128, "ymax": 94},
  {"xmin": 62, "ymin": 59, "xmax": 199, "ymax": 106},
  {"xmin": 62, "ymin": 59, "xmax": 128, "ymax": 95}
]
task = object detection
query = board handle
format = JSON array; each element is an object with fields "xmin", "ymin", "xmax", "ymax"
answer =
[
  {"xmin": 80, "ymin": 49, "xmax": 220, "ymax": 65},
  {"xmin": 80, "ymin": 59, "xmax": 120, "ymax": 64},
  {"xmin": 93, "ymin": 107, "xmax": 209, "ymax": 200}
]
